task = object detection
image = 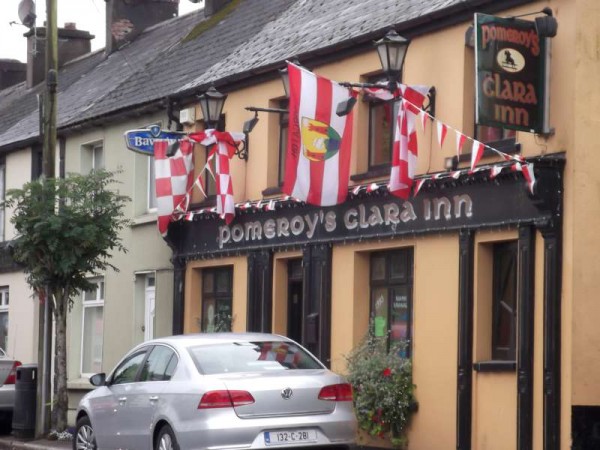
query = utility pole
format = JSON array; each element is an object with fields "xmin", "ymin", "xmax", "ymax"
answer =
[{"xmin": 36, "ymin": 0, "xmax": 57, "ymax": 438}]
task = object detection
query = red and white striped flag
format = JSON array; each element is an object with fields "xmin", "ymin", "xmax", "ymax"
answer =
[
  {"xmin": 189, "ymin": 130, "xmax": 245, "ymax": 224},
  {"xmin": 413, "ymin": 178, "xmax": 427, "ymax": 197},
  {"xmin": 154, "ymin": 138, "xmax": 195, "ymax": 237},
  {"xmin": 437, "ymin": 122, "xmax": 448, "ymax": 149},
  {"xmin": 388, "ymin": 85, "xmax": 430, "ymax": 199},
  {"xmin": 470, "ymin": 140, "xmax": 485, "ymax": 172},
  {"xmin": 455, "ymin": 131, "xmax": 467, "ymax": 157},
  {"xmin": 282, "ymin": 63, "xmax": 356, "ymax": 206}
]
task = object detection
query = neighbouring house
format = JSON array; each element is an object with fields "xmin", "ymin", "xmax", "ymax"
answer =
[{"xmin": 0, "ymin": 0, "xmax": 599, "ymax": 449}]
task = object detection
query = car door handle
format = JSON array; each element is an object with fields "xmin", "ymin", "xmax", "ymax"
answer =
[
  {"xmin": 118, "ymin": 397, "xmax": 127, "ymax": 405},
  {"xmin": 149, "ymin": 396, "xmax": 159, "ymax": 402}
]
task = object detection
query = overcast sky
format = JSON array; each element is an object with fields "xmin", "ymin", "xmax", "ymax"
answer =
[{"xmin": 0, "ymin": 0, "xmax": 203, "ymax": 62}]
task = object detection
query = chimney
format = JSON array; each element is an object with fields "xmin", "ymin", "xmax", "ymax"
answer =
[
  {"xmin": 25, "ymin": 23, "xmax": 94, "ymax": 88},
  {"xmin": 106, "ymin": 0, "xmax": 179, "ymax": 55},
  {"xmin": 204, "ymin": 0, "xmax": 233, "ymax": 17},
  {"xmin": 0, "ymin": 59, "xmax": 26, "ymax": 90}
]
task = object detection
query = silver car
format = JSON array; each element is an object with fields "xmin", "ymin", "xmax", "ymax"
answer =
[
  {"xmin": 0, "ymin": 348, "xmax": 21, "ymax": 429},
  {"xmin": 74, "ymin": 333, "xmax": 357, "ymax": 450}
]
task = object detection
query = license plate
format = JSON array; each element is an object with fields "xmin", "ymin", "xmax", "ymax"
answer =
[{"xmin": 264, "ymin": 430, "xmax": 317, "ymax": 446}]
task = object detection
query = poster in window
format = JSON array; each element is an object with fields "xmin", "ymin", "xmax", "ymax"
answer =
[{"xmin": 371, "ymin": 289, "xmax": 388, "ymax": 337}]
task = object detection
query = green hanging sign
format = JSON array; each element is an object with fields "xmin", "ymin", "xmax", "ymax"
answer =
[{"xmin": 475, "ymin": 13, "xmax": 550, "ymax": 134}]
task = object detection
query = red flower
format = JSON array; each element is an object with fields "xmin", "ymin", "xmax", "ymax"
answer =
[{"xmin": 382, "ymin": 367, "xmax": 392, "ymax": 377}]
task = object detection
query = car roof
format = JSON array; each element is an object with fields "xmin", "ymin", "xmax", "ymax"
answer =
[{"xmin": 145, "ymin": 332, "xmax": 291, "ymax": 349}]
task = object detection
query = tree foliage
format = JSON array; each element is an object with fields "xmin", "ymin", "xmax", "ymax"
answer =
[
  {"xmin": 5, "ymin": 170, "xmax": 130, "ymax": 305},
  {"xmin": 3, "ymin": 169, "xmax": 130, "ymax": 432}
]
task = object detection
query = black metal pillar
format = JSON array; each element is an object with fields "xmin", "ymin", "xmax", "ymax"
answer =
[
  {"xmin": 302, "ymin": 244, "xmax": 332, "ymax": 367},
  {"xmin": 171, "ymin": 256, "xmax": 186, "ymax": 335},
  {"xmin": 247, "ymin": 250, "xmax": 273, "ymax": 332},
  {"xmin": 540, "ymin": 224, "xmax": 562, "ymax": 450},
  {"xmin": 517, "ymin": 226, "xmax": 536, "ymax": 450},
  {"xmin": 457, "ymin": 229, "xmax": 474, "ymax": 450}
]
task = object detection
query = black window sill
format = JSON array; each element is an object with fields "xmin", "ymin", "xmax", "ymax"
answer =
[
  {"xmin": 473, "ymin": 360, "xmax": 516, "ymax": 373},
  {"xmin": 350, "ymin": 165, "xmax": 390, "ymax": 182},
  {"xmin": 262, "ymin": 185, "xmax": 282, "ymax": 196}
]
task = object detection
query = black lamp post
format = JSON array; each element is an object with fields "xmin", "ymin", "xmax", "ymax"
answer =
[
  {"xmin": 198, "ymin": 86, "xmax": 227, "ymax": 129},
  {"xmin": 374, "ymin": 30, "xmax": 410, "ymax": 92}
]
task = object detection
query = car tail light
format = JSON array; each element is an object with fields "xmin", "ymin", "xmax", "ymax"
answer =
[
  {"xmin": 198, "ymin": 390, "xmax": 255, "ymax": 409},
  {"xmin": 4, "ymin": 361, "xmax": 22, "ymax": 385},
  {"xmin": 318, "ymin": 383, "xmax": 353, "ymax": 401}
]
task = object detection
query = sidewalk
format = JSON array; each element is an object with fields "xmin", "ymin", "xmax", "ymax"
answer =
[{"xmin": 0, "ymin": 435, "xmax": 71, "ymax": 450}]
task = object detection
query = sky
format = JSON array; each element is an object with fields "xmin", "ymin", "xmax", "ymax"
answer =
[{"xmin": 0, "ymin": 0, "xmax": 204, "ymax": 62}]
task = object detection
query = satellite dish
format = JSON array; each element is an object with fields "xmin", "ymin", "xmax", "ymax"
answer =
[{"xmin": 18, "ymin": 0, "xmax": 36, "ymax": 28}]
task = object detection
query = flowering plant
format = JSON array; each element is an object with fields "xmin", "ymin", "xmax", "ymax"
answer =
[{"xmin": 345, "ymin": 331, "xmax": 415, "ymax": 448}]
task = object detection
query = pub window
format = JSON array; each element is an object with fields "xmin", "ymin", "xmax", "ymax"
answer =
[
  {"xmin": 202, "ymin": 266, "xmax": 233, "ymax": 332},
  {"xmin": 278, "ymin": 100, "xmax": 289, "ymax": 185},
  {"xmin": 370, "ymin": 249, "xmax": 413, "ymax": 355},
  {"xmin": 202, "ymin": 115, "xmax": 226, "ymax": 198},
  {"xmin": 492, "ymin": 241, "xmax": 517, "ymax": 360},
  {"xmin": 367, "ymin": 76, "xmax": 400, "ymax": 170}
]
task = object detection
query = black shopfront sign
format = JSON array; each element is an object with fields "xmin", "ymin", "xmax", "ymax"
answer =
[
  {"xmin": 475, "ymin": 13, "xmax": 548, "ymax": 133},
  {"xmin": 171, "ymin": 171, "xmax": 559, "ymax": 258}
]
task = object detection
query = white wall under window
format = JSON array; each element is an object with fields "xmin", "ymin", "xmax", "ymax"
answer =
[{"xmin": 81, "ymin": 278, "xmax": 104, "ymax": 376}]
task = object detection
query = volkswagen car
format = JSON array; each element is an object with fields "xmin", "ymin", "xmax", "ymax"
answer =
[{"xmin": 73, "ymin": 333, "xmax": 357, "ymax": 450}]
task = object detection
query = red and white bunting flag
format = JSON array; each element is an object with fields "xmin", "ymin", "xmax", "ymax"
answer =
[
  {"xmin": 413, "ymin": 178, "xmax": 427, "ymax": 197},
  {"xmin": 352, "ymin": 185, "xmax": 362, "ymax": 196},
  {"xmin": 436, "ymin": 122, "xmax": 448, "ymax": 149},
  {"xmin": 282, "ymin": 63, "xmax": 356, "ymax": 206},
  {"xmin": 420, "ymin": 110, "xmax": 428, "ymax": 132},
  {"xmin": 389, "ymin": 85, "xmax": 431, "ymax": 199},
  {"xmin": 514, "ymin": 162, "xmax": 536, "ymax": 194},
  {"xmin": 470, "ymin": 140, "xmax": 485, "ymax": 172},
  {"xmin": 451, "ymin": 170, "xmax": 461, "ymax": 179},
  {"xmin": 184, "ymin": 212, "xmax": 194, "ymax": 221},
  {"xmin": 189, "ymin": 130, "xmax": 245, "ymax": 224},
  {"xmin": 265, "ymin": 199, "xmax": 276, "ymax": 211},
  {"xmin": 455, "ymin": 131, "xmax": 467, "ymax": 157},
  {"xmin": 367, "ymin": 182, "xmax": 379, "ymax": 193},
  {"xmin": 154, "ymin": 138, "xmax": 195, "ymax": 237},
  {"xmin": 490, "ymin": 165, "xmax": 503, "ymax": 179}
]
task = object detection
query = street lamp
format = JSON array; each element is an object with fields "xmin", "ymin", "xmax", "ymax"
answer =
[
  {"xmin": 198, "ymin": 86, "xmax": 227, "ymax": 129},
  {"xmin": 374, "ymin": 30, "xmax": 410, "ymax": 92}
]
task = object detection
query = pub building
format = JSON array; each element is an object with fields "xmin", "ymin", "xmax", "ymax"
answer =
[{"xmin": 158, "ymin": 0, "xmax": 595, "ymax": 449}]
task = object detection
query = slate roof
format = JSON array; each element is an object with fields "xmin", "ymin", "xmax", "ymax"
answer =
[{"xmin": 0, "ymin": 0, "xmax": 533, "ymax": 151}]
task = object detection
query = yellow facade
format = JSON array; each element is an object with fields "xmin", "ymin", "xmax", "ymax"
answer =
[{"xmin": 174, "ymin": 1, "xmax": 600, "ymax": 448}]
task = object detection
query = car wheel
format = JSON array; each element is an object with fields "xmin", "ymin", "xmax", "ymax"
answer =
[
  {"xmin": 155, "ymin": 424, "xmax": 180, "ymax": 450},
  {"xmin": 73, "ymin": 415, "xmax": 97, "ymax": 450}
]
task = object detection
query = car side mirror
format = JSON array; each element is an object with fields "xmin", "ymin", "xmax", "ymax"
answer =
[{"xmin": 89, "ymin": 373, "xmax": 106, "ymax": 387}]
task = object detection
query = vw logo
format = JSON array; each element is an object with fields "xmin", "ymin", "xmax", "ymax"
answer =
[{"xmin": 281, "ymin": 388, "xmax": 293, "ymax": 400}]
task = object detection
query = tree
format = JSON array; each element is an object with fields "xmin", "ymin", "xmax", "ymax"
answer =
[{"xmin": 4, "ymin": 170, "xmax": 130, "ymax": 432}]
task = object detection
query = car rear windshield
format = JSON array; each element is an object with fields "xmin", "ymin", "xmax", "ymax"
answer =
[{"xmin": 188, "ymin": 341, "xmax": 323, "ymax": 375}]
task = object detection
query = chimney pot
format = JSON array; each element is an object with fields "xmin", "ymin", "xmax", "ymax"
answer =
[{"xmin": 64, "ymin": 22, "xmax": 77, "ymax": 30}]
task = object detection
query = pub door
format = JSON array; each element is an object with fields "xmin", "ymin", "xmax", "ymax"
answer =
[{"xmin": 287, "ymin": 259, "xmax": 303, "ymax": 343}]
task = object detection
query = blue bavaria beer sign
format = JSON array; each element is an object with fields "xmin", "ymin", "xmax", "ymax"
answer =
[{"xmin": 124, "ymin": 125, "xmax": 187, "ymax": 156}]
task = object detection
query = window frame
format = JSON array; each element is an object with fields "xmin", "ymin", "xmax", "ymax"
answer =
[
  {"xmin": 201, "ymin": 266, "xmax": 233, "ymax": 332},
  {"xmin": 369, "ymin": 249, "xmax": 414, "ymax": 355},
  {"xmin": 0, "ymin": 161, "xmax": 5, "ymax": 242},
  {"xmin": 491, "ymin": 241, "xmax": 518, "ymax": 361},
  {"xmin": 147, "ymin": 156, "xmax": 157, "ymax": 212},
  {"xmin": 80, "ymin": 277, "xmax": 105, "ymax": 377},
  {"xmin": 367, "ymin": 96, "xmax": 399, "ymax": 170},
  {"xmin": 277, "ymin": 99, "xmax": 289, "ymax": 185},
  {"xmin": 0, "ymin": 287, "xmax": 9, "ymax": 352}
]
